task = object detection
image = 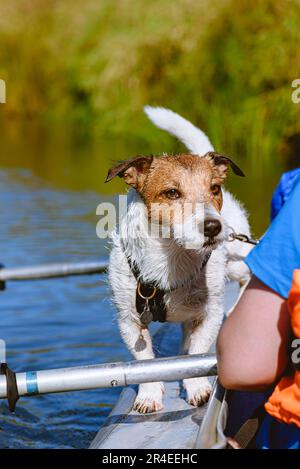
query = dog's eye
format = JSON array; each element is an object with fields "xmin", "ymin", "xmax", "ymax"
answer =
[
  {"xmin": 211, "ymin": 184, "xmax": 221, "ymax": 195},
  {"xmin": 164, "ymin": 189, "xmax": 181, "ymax": 199}
]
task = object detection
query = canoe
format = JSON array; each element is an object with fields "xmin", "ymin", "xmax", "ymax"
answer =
[{"xmin": 89, "ymin": 281, "xmax": 240, "ymax": 449}]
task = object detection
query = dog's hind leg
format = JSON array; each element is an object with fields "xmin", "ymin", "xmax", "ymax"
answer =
[
  {"xmin": 227, "ymin": 259, "xmax": 251, "ymax": 287},
  {"xmin": 226, "ymin": 259, "xmax": 252, "ymax": 316},
  {"xmin": 118, "ymin": 317, "xmax": 164, "ymax": 414}
]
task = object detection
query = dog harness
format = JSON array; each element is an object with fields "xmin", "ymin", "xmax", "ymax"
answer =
[{"xmin": 125, "ymin": 250, "xmax": 212, "ymax": 326}]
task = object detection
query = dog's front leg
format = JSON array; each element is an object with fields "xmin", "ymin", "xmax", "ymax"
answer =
[
  {"xmin": 119, "ymin": 318, "xmax": 164, "ymax": 414},
  {"xmin": 183, "ymin": 304, "xmax": 223, "ymax": 406}
]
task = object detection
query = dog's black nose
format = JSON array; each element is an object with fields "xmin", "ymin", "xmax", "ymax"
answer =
[{"xmin": 204, "ymin": 219, "xmax": 222, "ymax": 238}]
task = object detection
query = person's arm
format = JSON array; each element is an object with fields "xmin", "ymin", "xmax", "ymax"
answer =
[
  {"xmin": 217, "ymin": 175, "xmax": 300, "ymax": 391},
  {"xmin": 217, "ymin": 275, "xmax": 291, "ymax": 391}
]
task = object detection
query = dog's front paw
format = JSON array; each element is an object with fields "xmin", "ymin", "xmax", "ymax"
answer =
[
  {"xmin": 183, "ymin": 377, "xmax": 211, "ymax": 407},
  {"xmin": 133, "ymin": 382, "xmax": 164, "ymax": 414}
]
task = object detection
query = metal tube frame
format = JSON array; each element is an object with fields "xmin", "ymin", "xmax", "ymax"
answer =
[
  {"xmin": 0, "ymin": 260, "xmax": 108, "ymax": 290},
  {"xmin": 0, "ymin": 354, "xmax": 217, "ymax": 401}
]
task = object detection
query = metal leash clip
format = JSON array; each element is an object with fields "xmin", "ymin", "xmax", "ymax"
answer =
[{"xmin": 228, "ymin": 228, "xmax": 259, "ymax": 246}]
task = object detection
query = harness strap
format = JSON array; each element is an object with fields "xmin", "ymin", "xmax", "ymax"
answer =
[
  {"xmin": 136, "ymin": 281, "xmax": 167, "ymax": 323},
  {"xmin": 124, "ymin": 249, "xmax": 212, "ymax": 325},
  {"xmin": 126, "ymin": 256, "xmax": 168, "ymax": 324}
]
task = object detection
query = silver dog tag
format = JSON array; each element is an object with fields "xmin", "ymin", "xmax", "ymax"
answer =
[
  {"xmin": 135, "ymin": 333, "xmax": 147, "ymax": 352},
  {"xmin": 141, "ymin": 300, "xmax": 153, "ymax": 326}
]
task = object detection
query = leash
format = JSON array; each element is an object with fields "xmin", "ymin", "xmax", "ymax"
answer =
[
  {"xmin": 228, "ymin": 228, "xmax": 259, "ymax": 246},
  {"xmin": 123, "ymin": 228, "xmax": 258, "ymax": 327}
]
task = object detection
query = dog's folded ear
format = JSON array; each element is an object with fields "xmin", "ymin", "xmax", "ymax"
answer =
[
  {"xmin": 105, "ymin": 155, "xmax": 153, "ymax": 189},
  {"xmin": 205, "ymin": 152, "xmax": 245, "ymax": 177}
]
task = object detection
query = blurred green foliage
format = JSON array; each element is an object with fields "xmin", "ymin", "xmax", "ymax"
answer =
[{"xmin": 0, "ymin": 0, "xmax": 300, "ymax": 165}]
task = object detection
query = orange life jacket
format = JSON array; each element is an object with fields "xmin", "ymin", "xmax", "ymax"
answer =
[{"xmin": 265, "ymin": 269, "xmax": 300, "ymax": 428}]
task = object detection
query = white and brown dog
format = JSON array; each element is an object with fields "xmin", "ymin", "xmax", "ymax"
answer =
[{"xmin": 106, "ymin": 107, "xmax": 252, "ymax": 414}]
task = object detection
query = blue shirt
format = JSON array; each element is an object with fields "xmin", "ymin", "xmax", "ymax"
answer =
[
  {"xmin": 271, "ymin": 168, "xmax": 300, "ymax": 219},
  {"xmin": 245, "ymin": 173, "xmax": 300, "ymax": 299}
]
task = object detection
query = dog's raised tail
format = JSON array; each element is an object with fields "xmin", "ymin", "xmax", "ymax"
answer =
[{"xmin": 144, "ymin": 105, "xmax": 214, "ymax": 155}]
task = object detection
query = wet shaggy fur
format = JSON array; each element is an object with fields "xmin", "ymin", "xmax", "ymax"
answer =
[{"xmin": 107, "ymin": 107, "xmax": 253, "ymax": 413}]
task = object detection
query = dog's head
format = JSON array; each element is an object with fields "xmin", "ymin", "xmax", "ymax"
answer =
[{"xmin": 106, "ymin": 152, "xmax": 244, "ymax": 250}]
